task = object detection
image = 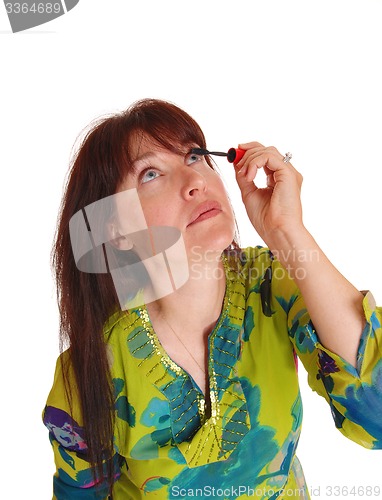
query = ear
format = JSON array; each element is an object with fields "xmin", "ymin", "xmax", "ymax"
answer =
[{"xmin": 108, "ymin": 222, "xmax": 134, "ymax": 251}]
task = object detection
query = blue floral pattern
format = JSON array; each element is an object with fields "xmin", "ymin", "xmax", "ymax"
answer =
[{"xmin": 43, "ymin": 247, "xmax": 382, "ymax": 499}]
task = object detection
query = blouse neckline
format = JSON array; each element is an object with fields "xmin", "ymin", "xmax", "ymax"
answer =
[
  {"xmin": 138, "ymin": 256, "xmax": 231, "ymax": 399},
  {"xmin": 123, "ymin": 253, "xmax": 252, "ymax": 466}
]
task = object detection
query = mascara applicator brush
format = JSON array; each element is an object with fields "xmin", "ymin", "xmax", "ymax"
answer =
[{"xmin": 191, "ymin": 148, "xmax": 245, "ymax": 164}]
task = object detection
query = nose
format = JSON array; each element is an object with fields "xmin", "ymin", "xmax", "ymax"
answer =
[{"xmin": 180, "ymin": 167, "xmax": 207, "ymax": 200}]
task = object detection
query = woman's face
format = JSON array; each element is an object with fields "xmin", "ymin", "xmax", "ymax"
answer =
[{"xmin": 118, "ymin": 135, "xmax": 236, "ymax": 260}]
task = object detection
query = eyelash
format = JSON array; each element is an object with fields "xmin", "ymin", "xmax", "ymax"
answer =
[
  {"xmin": 138, "ymin": 154, "xmax": 204, "ymax": 184},
  {"xmin": 140, "ymin": 168, "xmax": 160, "ymax": 184},
  {"xmin": 186, "ymin": 153, "xmax": 202, "ymax": 164}
]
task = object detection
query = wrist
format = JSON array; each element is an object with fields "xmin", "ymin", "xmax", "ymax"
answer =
[
  {"xmin": 265, "ymin": 224, "xmax": 311, "ymax": 256},
  {"xmin": 264, "ymin": 225, "xmax": 323, "ymax": 281}
]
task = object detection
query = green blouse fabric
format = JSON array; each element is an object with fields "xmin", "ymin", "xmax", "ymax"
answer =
[{"xmin": 43, "ymin": 247, "xmax": 382, "ymax": 499}]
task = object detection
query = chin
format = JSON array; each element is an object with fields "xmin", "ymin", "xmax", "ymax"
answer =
[{"xmin": 187, "ymin": 229, "xmax": 235, "ymax": 260}]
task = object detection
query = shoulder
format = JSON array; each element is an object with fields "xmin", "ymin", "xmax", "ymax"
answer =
[
  {"xmin": 225, "ymin": 245, "xmax": 273, "ymax": 283},
  {"xmin": 44, "ymin": 349, "xmax": 84, "ymax": 426},
  {"xmin": 103, "ymin": 307, "xmax": 139, "ymax": 334},
  {"xmin": 103, "ymin": 307, "xmax": 143, "ymax": 357},
  {"xmin": 225, "ymin": 245, "xmax": 299, "ymax": 309}
]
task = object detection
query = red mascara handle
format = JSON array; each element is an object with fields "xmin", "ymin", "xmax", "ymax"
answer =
[{"xmin": 227, "ymin": 148, "xmax": 245, "ymax": 163}]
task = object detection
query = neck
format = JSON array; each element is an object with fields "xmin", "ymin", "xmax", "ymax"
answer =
[{"xmin": 147, "ymin": 252, "xmax": 226, "ymax": 335}]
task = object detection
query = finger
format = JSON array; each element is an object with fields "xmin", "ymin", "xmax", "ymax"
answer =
[
  {"xmin": 235, "ymin": 163, "xmax": 259, "ymax": 201},
  {"xmin": 235, "ymin": 145, "xmax": 285, "ymax": 170},
  {"xmin": 266, "ymin": 172, "xmax": 276, "ymax": 189},
  {"xmin": 244, "ymin": 160, "xmax": 276, "ymax": 188},
  {"xmin": 240, "ymin": 157, "xmax": 262, "ymax": 183},
  {"xmin": 245, "ymin": 150, "xmax": 291, "ymax": 174},
  {"xmin": 235, "ymin": 146, "xmax": 300, "ymax": 186},
  {"xmin": 234, "ymin": 142, "xmax": 266, "ymax": 169},
  {"xmin": 238, "ymin": 141, "xmax": 265, "ymax": 150},
  {"xmin": 236, "ymin": 149, "xmax": 280, "ymax": 176},
  {"xmin": 235, "ymin": 147, "xmax": 265, "ymax": 171}
]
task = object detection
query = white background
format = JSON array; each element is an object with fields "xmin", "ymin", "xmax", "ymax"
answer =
[{"xmin": 1, "ymin": 0, "xmax": 381, "ymax": 498}]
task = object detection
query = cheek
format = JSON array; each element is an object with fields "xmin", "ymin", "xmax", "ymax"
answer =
[
  {"xmin": 208, "ymin": 171, "xmax": 228, "ymax": 194},
  {"xmin": 213, "ymin": 180, "xmax": 234, "ymax": 215},
  {"xmin": 141, "ymin": 202, "xmax": 175, "ymax": 227}
]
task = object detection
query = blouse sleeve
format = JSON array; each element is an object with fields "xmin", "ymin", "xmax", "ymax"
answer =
[
  {"xmin": 270, "ymin": 254, "xmax": 382, "ymax": 449},
  {"xmin": 42, "ymin": 352, "xmax": 121, "ymax": 499}
]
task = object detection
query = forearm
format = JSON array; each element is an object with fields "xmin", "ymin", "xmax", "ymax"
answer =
[
  {"xmin": 267, "ymin": 226, "xmax": 365, "ymax": 368},
  {"xmin": 234, "ymin": 142, "xmax": 366, "ymax": 367}
]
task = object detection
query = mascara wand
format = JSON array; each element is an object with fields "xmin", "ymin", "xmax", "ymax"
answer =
[{"xmin": 191, "ymin": 147, "xmax": 245, "ymax": 164}]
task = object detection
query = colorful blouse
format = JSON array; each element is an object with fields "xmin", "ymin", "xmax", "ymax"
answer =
[{"xmin": 43, "ymin": 247, "xmax": 382, "ymax": 499}]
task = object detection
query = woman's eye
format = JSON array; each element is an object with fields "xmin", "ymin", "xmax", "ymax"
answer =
[
  {"xmin": 186, "ymin": 153, "xmax": 203, "ymax": 165},
  {"xmin": 141, "ymin": 169, "xmax": 160, "ymax": 184}
]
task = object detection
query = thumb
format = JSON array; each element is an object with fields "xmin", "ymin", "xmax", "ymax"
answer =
[{"xmin": 234, "ymin": 164, "xmax": 258, "ymax": 202}]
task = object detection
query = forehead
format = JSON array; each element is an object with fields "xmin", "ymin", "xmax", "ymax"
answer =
[
  {"xmin": 129, "ymin": 135, "xmax": 167, "ymax": 162},
  {"xmin": 128, "ymin": 132, "xmax": 193, "ymax": 163},
  {"xmin": 119, "ymin": 135, "xmax": 188, "ymax": 191}
]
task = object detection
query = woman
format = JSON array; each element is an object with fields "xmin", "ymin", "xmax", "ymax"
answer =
[{"xmin": 43, "ymin": 98, "xmax": 382, "ymax": 499}]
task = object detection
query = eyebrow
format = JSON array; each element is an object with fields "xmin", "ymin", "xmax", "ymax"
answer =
[
  {"xmin": 131, "ymin": 152, "xmax": 158, "ymax": 166},
  {"xmin": 130, "ymin": 147, "xmax": 195, "ymax": 175}
]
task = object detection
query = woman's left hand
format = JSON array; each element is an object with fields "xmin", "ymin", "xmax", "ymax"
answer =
[
  {"xmin": 234, "ymin": 141, "xmax": 304, "ymax": 244},
  {"xmin": 235, "ymin": 142, "xmax": 366, "ymax": 370}
]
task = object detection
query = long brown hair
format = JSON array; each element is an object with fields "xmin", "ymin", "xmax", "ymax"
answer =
[{"xmin": 53, "ymin": 98, "xmax": 239, "ymax": 493}]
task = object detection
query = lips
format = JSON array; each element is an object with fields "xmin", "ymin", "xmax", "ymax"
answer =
[{"xmin": 187, "ymin": 200, "xmax": 222, "ymax": 226}]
